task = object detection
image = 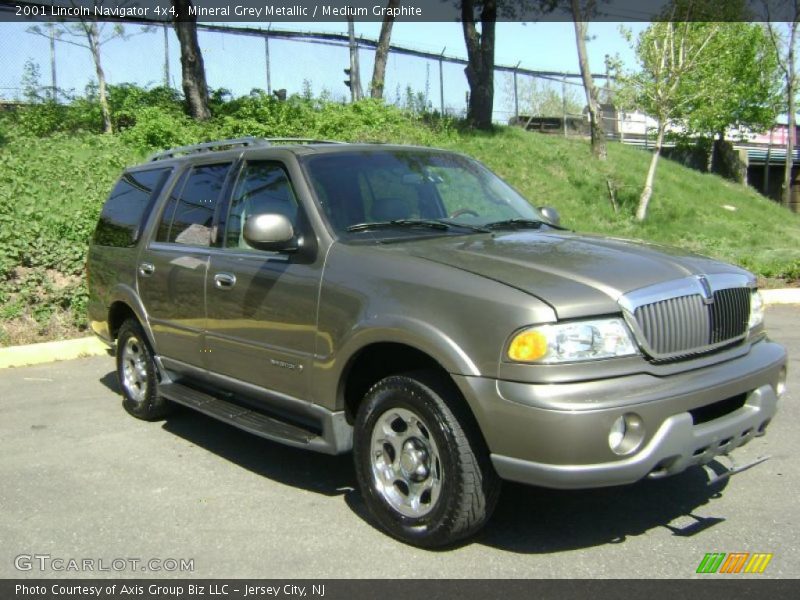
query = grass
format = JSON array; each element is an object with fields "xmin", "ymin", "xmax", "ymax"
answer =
[
  {"xmin": 442, "ymin": 127, "xmax": 800, "ymax": 280},
  {"xmin": 1, "ymin": 98, "xmax": 799, "ymax": 346}
]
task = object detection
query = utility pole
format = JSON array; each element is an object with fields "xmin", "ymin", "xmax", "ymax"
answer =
[
  {"xmin": 163, "ymin": 24, "xmax": 170, "ymax": 88},
  {"xmin": 347, "ymin": 16, "xmax": 362, "ymax": 101},
  {"xmin": 49, "ymin": 25, "xmax": 57, "ymax": 101},
  {"xmin": 264, "ymin": 35, "xmax": 271, "ymax": 95}
]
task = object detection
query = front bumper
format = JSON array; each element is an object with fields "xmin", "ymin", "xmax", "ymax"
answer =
[{"xmin": 453, "ymin": 340, "xmax": 786, "ymax": 490}]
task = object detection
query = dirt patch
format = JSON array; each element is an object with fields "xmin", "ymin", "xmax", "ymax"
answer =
[
  {"xmin": 758, "ymin": 276, "xmax": 800, "ymax": 289},
  {"xmin": 0, "ymin": 312, "xmax": 86, "ymax": 347}
]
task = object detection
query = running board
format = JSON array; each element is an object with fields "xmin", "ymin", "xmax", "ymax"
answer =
[{"xmin": 159, "ymin": 382, "xmax": 344, "ymax": 454}]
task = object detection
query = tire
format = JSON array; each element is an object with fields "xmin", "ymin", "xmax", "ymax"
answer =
[
  {"xmin": 353, "ymin": 371, "xmax": 500, "ymax": 548},
  {"xmin": 116, "ymin": 319, "xmax": 173, "ymax": 421}
]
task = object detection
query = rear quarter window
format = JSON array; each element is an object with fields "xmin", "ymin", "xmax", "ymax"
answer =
[{"xmin": 93, "ymin": 168, "xmax": 172, "ymax": 247}]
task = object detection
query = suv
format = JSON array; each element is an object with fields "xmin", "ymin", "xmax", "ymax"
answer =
[{"xmin": 87, "ymin": 137, "xmax": 787, "ymax": 547}]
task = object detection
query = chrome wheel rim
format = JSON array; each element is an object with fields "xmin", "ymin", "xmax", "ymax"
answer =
[
  {"xmin": 370, "ymin": 407, "xmax": 443, "ymax": 518},
  {"xmin": 121, "ymin": 336, "xmax": 149, "ymax": 403}
]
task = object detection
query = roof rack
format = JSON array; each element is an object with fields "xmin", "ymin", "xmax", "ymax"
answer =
[{"xmin": 148, "ymin": 137, "xmax": 346, "ymax": 162}]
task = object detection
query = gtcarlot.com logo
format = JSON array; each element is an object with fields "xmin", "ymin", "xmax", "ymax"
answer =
[
  {"xmin": 14, "ymin": 554, "xmax": 194, "ymax": 573},
  {"xmin": 696, "ymin": 552, "xmax": 773, "ymax": 574}
]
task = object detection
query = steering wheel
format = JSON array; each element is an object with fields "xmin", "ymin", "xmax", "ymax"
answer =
[{"xmin": 449, "ymin": 208, "xmax": 480, "ymax": 219}]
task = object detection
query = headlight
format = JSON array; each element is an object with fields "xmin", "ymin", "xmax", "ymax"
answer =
[
  {"xmin": 748, "ymin": 290, "xmax": 765, "ymax": 330},
  {"xmin": 507, "ymin": 318, "xmax": 639, "ymax": 363}
]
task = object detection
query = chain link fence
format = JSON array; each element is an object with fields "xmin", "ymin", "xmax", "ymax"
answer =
[{"xmin": 0, "ymin": 21, "xmax": 595, "ymax": 124}]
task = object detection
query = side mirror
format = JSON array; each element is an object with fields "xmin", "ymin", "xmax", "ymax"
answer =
[
  {"xmin": 538, "ymin": 206, "xmax": 561, "ymax": 228},
  {"xmin": 243, "ymin": 213, "xmax": 295, "ymax": 250}
]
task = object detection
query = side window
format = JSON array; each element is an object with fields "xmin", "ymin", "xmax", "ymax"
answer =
[
  {"xmin": 225, "ymin": 162, "xmax": 299, "ymax": 250},
  {"xmin": 155, "ymin": 170, "xmax": 188, "ymax": 243},
  {"xmin": 162, "ymin": 163, "xmax": 231, "ymax": 247},
  {"xmin": 94, "ymin": 168, "xmax": 171, "ymax": 247}
]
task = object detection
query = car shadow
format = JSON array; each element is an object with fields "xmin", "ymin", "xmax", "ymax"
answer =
[
  {"xmin": 161, "ymin": 407, "xmax": 358, "ymax": 499},
  {"xmin": 99, "ymin": 369, "xmax": 732, "ymax": 554},
  {"xmin": 476, "ymin": 469, "xmax": 729, "ymax": 553}
]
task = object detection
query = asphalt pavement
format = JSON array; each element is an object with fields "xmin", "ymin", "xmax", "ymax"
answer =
[{"xmin": 1, "ymin": 306, "xmax": 798, "ymax": 579}]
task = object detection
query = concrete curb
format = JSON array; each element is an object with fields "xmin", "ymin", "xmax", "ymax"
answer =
[
  {"xmin": 762, "ymin": 288, "xmax": 800, "ymax": 305},
  {"xmin": 0, "ymin": 336, "xmax": 109, "ymax": 369},
  {"xmin": 0, "ymin": 289, "xmax": 797, "ymax": 369}
]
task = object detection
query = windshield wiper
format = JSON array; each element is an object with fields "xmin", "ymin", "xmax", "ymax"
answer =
[
  {"xmin": 346, "ymin": 219, "xmax": 451, "ymax": 233},
  {"xmin": 484, "ymin": 218, "xmax": 554, "ymax": 230}
]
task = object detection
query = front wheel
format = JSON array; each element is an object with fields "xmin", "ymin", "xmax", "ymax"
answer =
[{"xmin": 353, "ymin": 372, "xmax": 500, "ymax": 547}]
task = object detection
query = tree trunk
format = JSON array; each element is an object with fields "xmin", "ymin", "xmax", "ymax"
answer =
[
  {"xmin": 370, "ymin": 0, "xmax": 399, "ymax": 99},
  {"xmin": 461, "ymin": 0, "xmax": 496, "ymax": 130},
  {"xmin": 571, "ymin": 3, "xmax": 606, "ymax": 160},
  {"xmin": 172, "ymin": 0, "xmax": 211, "ymax": 121},
  {"xmin": 636, "ymin": 122, "xmax": 666, "ymax": 221},
  {"xmin": 706, "ymin": 138, "xmax": 715, "ymax": 173},
  {"xmin": 85, "ymin": 23, "xmax": 112, "ymax": 134}
]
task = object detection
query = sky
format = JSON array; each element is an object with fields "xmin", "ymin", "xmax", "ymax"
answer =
[{"xmin": 0, "ymin": 19, "xmax": 648, "ymax": 121}]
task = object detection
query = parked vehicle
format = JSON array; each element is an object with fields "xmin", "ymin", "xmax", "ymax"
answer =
[{"xmin": 87, "ymin": 138, "xmax": 787, "ymax": 547}]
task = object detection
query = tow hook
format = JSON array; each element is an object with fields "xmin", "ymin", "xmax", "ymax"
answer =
[{"xmin": 704, "ymin": 454, "xmax": 770, "ymax": 486}]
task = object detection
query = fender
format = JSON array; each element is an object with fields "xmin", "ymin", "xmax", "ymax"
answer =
[
  {"xmin": 108, "ymin": 283, "xmax": 159, "ymax": 353},
  {"xmin": 309, "ymin": 313, "xmax": 482, "ymax": 412}
]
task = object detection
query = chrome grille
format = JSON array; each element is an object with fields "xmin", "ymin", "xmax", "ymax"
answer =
[
  {"xmin": 634, "ymin": 294, "xmax": 710, "ymax": 355},
  {"xmin": 711, "ymin": 287, "xmax": 751, "ymax": 344},
  {"xmin": 623, "ymin": 278, "xmax": 752, "ymax": 360}
]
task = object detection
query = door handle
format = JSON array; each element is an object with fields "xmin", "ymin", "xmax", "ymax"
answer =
[
  {"xmin": 213, "ymin": 272, "xmax": 237, "ymax": 289},
  {"xmin": 139, "ymin": 262, "xmax": 155, "ymax": 277}
]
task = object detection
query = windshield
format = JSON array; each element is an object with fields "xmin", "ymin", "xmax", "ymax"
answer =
[{"xmin": 300, "ymin": 150, "xmax": 543, "ymax": 238}]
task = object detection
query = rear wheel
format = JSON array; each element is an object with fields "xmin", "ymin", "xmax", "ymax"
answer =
[
  {"xmin": 353, "ymin": 372, "xmax": 500, "ymax": 547},
  {"xmin": 116, "ymin": 319, "xmax": 173, "ymax": 421}
]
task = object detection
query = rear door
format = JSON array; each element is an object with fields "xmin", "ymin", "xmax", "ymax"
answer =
[
  {"xmin": 204, "ymin": 159, "xmax": 321, "ymax": 400},
  {"xmin": 138, "ymin": 161, "xmax": 234, "ymax": 367}
]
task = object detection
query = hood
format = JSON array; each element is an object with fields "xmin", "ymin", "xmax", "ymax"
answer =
[{"xmin": 389, "ymin": 231, "xmax": 751, "ymax": 319}]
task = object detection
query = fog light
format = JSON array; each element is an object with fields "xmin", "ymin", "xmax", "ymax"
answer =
[
  {"xmin": 608, "ymin": 413, "xmax": 645, "ymax": 455},
  {"xmin": 776, "ymin": 367, "xmax": 787, "ymax": 398}
]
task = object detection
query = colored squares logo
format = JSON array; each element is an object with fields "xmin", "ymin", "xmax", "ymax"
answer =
[{"xmin": 697, "ymin": 553, "xmax": 773, "ymax": 574}]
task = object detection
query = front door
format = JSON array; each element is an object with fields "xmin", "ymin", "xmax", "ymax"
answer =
[{"xmin": 204, "ymin": 160, "xmax": 321, "ymax": 400}]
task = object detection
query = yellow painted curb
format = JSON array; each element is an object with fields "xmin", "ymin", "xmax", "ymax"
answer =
[{"xmin": 0, "ymin": 336, "xmax": 110, "ymax": 369}]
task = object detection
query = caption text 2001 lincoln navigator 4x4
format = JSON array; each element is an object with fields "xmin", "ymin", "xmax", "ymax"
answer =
[{"xmin": 87, "ymin": 138, "xmax": 788, "ymax": 547}]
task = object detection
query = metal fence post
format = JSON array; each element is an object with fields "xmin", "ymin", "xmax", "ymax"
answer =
[
  {"xmin": 439, "ymin": 47, "xmax": 445, "ymax": 116},
  {"xmin": 562, "ymin": 77, "xmax": 567, "ymax": 137},
  {"xmin": 513, "ymin": 61, "xmax": 520, "ymax": 122}
]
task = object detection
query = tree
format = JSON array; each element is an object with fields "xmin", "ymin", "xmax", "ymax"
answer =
[
  {"xmin": 29, "ymin": 2, "xmax": 148, "ymax": 133},
  {"xmin": 570, "ymin": 0, "xmax": 606, "ymax": 159},
  {"xmin": 460, "ymin": 1, "xmax": 556, "ymax": 130},
  {"xmin": 171, "ymin": 0, "xmax": 211, "ymax": 120},
  {"xmin": 679, "ymin": 22, "xmax": 781, "ymax": 171},
  {"xmin": 461, "ymin": 0, "xmax": 498, "ymax": 130},
  {"xmin": 622, "ymin": 12, "xmax": 719, "ymax": 220},
  {"xmin": 370, "ymin": 0, "xmax": 400, "ymax": 99},
  {"xmin": 765, "ymin": 1, "xmax": 800, "ymax": 208}
]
